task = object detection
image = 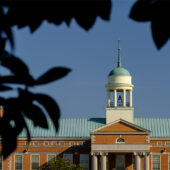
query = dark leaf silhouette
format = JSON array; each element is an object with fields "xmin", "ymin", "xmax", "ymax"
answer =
[
  {"xmin": 5, "ymin": 0, "xmax": 111, "ymax": 32},
  {"xmin": 1, "ymin": 121, "xmax": 17, "ymax": 158},
  {"xmin": 0, "ymin": 0, "xmax": 111, "ymax": 158},
  {"xmin": 0, "ymin": 38, "xmax": 6, "ymax": 53},
  {"xmin": 0, "ymin": 85, "xmax": 12, "ymax": 91},
  {"xmin": 0, "ymin": 7, "xmax": 14, "ymax": 49},
  {"xmin": 0, "ymin": 97, "xmax": 5, "ymax": 105},
  {"xmin": 0, "ymin": 75, "xmax": 35, "ymax": 86},
  {"xmin": 34, "ymin": 94, "xmax": 60, "ymax": 132},
  {"xmin": 130, "ymin": 0, "xmax": 170, "ymax": 49},
  {"xmin": 18, "ymin": 89, "xmax": 48, "ymax": 128},
  {"xmin": 36, "ymin": 67, "xmax": 71, "ymax": 85},
  {"xmin": 151, "ymin": 20, "xmax": 170, "ymax": 49},
  {"xmin": 24, "ymin": 104, "xmax": 48, "ymax": 129},
  {"xmin": 129, "ymin": 0, "xmax": 151, "ymax": 21},
  {"xmin": 4, "ymin": 25, "xmax": 14, "ymax": 49},
  {"xmin": 0, "ymin": 51, "xmax": 29, "ymax": 75},
  {"xmin": 75, "ymin": 13, "xmax": 97, "ymax": 31}
]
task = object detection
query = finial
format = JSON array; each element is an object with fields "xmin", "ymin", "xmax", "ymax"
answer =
[{"xmin": 117, "ymin": 39, "xmax": 122, "ymax": 67}]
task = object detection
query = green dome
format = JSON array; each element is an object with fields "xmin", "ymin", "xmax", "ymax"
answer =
[{"xmin": 109, "ymin": 67, "xmax": 131, "ymax": 76}]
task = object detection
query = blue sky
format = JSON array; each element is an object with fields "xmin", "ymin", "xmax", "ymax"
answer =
[{"xmin": 4, "ymin": 0, "xmax": 170, "ymax": 118}]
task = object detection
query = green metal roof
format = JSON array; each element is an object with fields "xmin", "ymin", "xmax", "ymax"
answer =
[
  {"xmin": 134, "ymin": 118, "xmax": 170, "ymax": 138},
  {"xmin": 19, "ymin": 118, "xmax": 106, "ymax": 138},
  {"xmin": 19, "ymin": 118, "xmax": 170, "ymax": 138},
  {"xmin": 108, "ymin": 67, "xmax": 131, "ymax": 76}
]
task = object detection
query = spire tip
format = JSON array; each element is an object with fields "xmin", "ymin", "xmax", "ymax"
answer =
[{"xmin": 117, "ymin": 39, "xmax": 122, "ymax": 67}]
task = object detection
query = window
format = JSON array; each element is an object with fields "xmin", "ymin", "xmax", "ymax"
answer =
[
  {"xmin": 166, "ymin": 142, "xmax": 170, "ymax": 146},
  {"xmin": 33, "ymin": 142, "xmax": 39, "ymax": 146},
  {"xmin": 70, "ymin": 141, "xmax": 75, "ymax": 146},
  {"xmin": 78, "ymin": 141, "xmax": 83, "ymax": 146},
  {"xmin": 48, "ymin": 154, "xmax": 56, "ymax": 162},
  {"xmin": 116, "ymin": 137, "xmax": 125, "ymax": 143},
  {"xmin": 15, "ymin": 155, "xmax": 22, "ymax": 170},
  {"xmin": 60, "ymin": 141, "xmax": 65, "ymax": 146},
  {"xmin": 44, "ymin": 141, "xmax": 49, "ymax": 146},
  {"xmin": 63, "ymin": 154, "xmax": 73, "ymax": 163},
  {"xmin": 80, "ymin": 154, "xmax": 89, "ymax": 170},
  {"xmin": 31, "ymin": 155, "xmax": 40, "ymax": 170},
  {"xmin": 52, "ymin": 141, "xmax": 57, "ymax": 146},
  {"xmin": 157, "ymin": 141, "xmax": 162, "ymax": 146},
  {"xmin": 26, "ymin": 141, "xmax": 30, "ymax": 146},
  {"xmin": 0, "ymin": 155, "xmax": 2, "ymax": 170},
  {"xmin": 152, "ymin": 155, "xmax": 160, "ymax": 170}
]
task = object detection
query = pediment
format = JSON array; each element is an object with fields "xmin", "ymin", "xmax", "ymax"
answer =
[{"xmin": 90, "ymin": 119, "xmax": 150, "ymax": 135}]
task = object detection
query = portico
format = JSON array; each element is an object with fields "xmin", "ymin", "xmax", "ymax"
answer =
[
  {"xmin": 91, "ymin": 152, "xmax": 150, "ymax": 170},
  {"xmin": 90, "ymin": 119, "xmax": 151, "ymax": 170}
]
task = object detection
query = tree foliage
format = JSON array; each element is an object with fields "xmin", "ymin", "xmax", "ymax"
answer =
[
  {"xmin": 130, "ymin": 0, "xmax": 170, "ymax": 49},
  {"xmin": 39, "ymin": 157, "xmax": 82, "ymax": 170},
  {"xmin": 0, "ymin": 0, "xmax": 111, "ymax": 158}
]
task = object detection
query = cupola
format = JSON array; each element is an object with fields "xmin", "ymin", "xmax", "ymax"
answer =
[{"xmin": 105, "ymin": 40, "xmax": 134, "ymax": 124}]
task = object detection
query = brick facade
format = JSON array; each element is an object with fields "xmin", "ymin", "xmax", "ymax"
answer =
[
  {"xmin": 0, "ymin": 138, "xmax": 170, "ymax": 170},
  {"xmin": 0, "ymin": 120, "xmax": 169, "ymax": 170}
]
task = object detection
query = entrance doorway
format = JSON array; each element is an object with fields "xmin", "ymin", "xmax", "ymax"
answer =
[{"xmin": 116, "ymin": 154, "xmax": 125, "ymax": 170}]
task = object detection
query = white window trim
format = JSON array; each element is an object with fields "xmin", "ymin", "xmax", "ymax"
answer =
[
  {"xmin": 33, "ymin": 141, "xmax": 39, "ymax": 146},
  {"xmin": 115, "ymin": 137, "xmax": 125, "ymax": 143},
  {"xmin": 14, "ymin": 154, "xmax": 23, "ymax": 170},
  {"xmin": 78, "ymin": 141, "xmax": 83, "ymax": 146},
  {"xmin": 44, "ymin": 141, "xmax": 49, "ymax": 146},
  {"xmin": 30, "ymin": 154, "xmax": 40, "ymax": 170},
  {"xmin": 59, "ymin": 141, "xmax": 65, "ymax": 146},
  {"xmin": 52, "ymin": 141, "xmax": 57, "ymax": 146},
  {"xmin": 157, "ymin": 141, "xmax": 162, "ymax": 146},
  {"xmin": 47, "ymin": 154, "xmax": 56, "ymax": 162},
  {"xmin": 70, "ymin": 141, "xmax": 75, "ymax": 146},
  {"xmin": 25, "ymin": 141, "xmax": 30, "ymax": 146},
  {"xmin": 166, "ymin": 142, "xmax": 170, "ymax": 146},
  {"xmin": 151, "ymin": 154, "xmax": 161, "ymax": 170}
]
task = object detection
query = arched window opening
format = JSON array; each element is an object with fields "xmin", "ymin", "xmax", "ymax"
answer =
[{"xmin": 116, "ymin": 137, "xmax": 125, "ymax": 143}]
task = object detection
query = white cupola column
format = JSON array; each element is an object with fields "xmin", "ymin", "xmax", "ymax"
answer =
[
  {"xmin": 129, "ymin": 90, "xmax": 132, "ymax": 107},
  {"xmin": 107, "ymin": 91, "xmax": 111, "ymax": 107},
  {"xmin": 123, "ymin": 89, "xmax": 126, "ymax": 107},
  {"xmin": 114, "ymin": 89, "xmax": 117, "ymax": 107}
]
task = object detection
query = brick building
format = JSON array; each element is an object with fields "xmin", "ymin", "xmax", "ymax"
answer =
[{"xmin": 1, "ymin": 42, "xmax": 170, "ymax": 170}]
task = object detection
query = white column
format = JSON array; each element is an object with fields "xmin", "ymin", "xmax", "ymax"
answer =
[
  {"xmin": 123, "ymin": 89, "xmax": 126, "ymax": 107},
  {"xmin": 129, "ymin": 90, "xmax": 132, "ymax": 107},
  {"xmin": 107, "ymin": 91, "xmax": 111, "ymax": 107},
  {"xmin": 114, "ymin": 89, "xmax": 117, "ymax": 107},
  {"xmin": 135, "ymin": 153, "xmax": 141, "ymax": 170},
  {"xmin": 144, "ymin": 153, "xmax": 149, "ymax": 170},
  {"xmin": 101, "ymin": 153, "xmax": 107, "ymax": 170},
  {"xmin": 92, "ymin": 154, "xmax": 98, "ymax": 170}
]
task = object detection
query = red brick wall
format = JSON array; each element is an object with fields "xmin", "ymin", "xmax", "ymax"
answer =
[
  {"xmin": 93, "ymin": 134, "xmax": 147, "ymax": 144},
  {"xmin": 99, "ymin": 122, "xmax": 141, "ymax": 132}
]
